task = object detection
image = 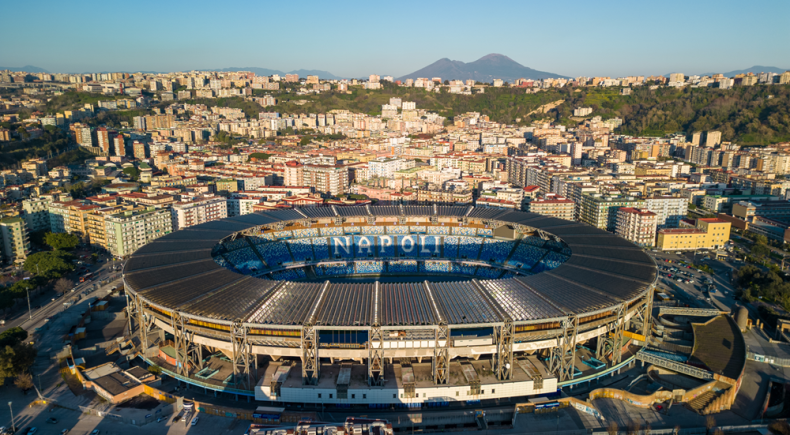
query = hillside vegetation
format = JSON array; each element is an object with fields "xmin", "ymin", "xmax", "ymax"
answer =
[{"xmin": 269, "ymin": 83, "xmax": 790, "ymax": 145}]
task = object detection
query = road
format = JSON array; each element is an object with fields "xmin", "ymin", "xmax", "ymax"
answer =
[{"xmin": 1, "ymin": 253, "xmax": 124, "ymax": 334}]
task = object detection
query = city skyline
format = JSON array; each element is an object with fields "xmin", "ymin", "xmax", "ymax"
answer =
[{"xmin": 1, "ymin": 0, "xmax": 788, "ymax": 78}]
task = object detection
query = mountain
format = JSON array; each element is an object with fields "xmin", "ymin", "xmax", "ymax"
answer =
[
  {"xmin": 397, "ymin": 54, "xmax": 566, "ymax": 83},
  {"xmin": 0, "ymin": 65, "xmax": 49, "ymax": 73},
  {"xmin": 700, "ymin": 65, "xmax": 788, "ymax": 77},
  {"xmin": 212, "ymin": 67, "xmax": 343, "ymax": 80}
]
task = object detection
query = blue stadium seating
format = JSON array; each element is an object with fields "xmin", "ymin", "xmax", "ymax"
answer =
[
  {"xmin": 330, "ymin": 237, "xmax": 354, "ymax": 259},
  {"xmin": 423, "ymin": 261, "xmax": 451, "ymax": 273},
  {"xmin": 450, "ymin": 263, "xmax": 477, "ymax": 276},
  {"xmin": 249, "ymin": 235, "xmax": 273, "ymax": 244},
  {"xmin": 378, "ymin": 236, "xmax": 395, "ymax": 257},
  {"xmin": 320, "ymin": 226, "xmax": 344, "ymax": 236},
  {"xmin": 316, "ymin": 263, "xmax": 354, "ymax": 276},
  {"xmin": 453, "ymin": 226, "xmax": 477, "ymax": 236},
  {"xmin": 427, "ymin": 226, "xmax": 450, "ymax": 235},
  {"xmin": 287, "ymin": 239, "xmax": 314, "ymax": 262},
  {"xmin": 293, "ymin": 228, "xmax": 319, "ymax": 238},
  {"xmin": 312, "ymin": 237, "xmax": 330, "ymax": 260},
  {"xmin": 223, "ymin": 238, "xmax": 249, "ymax": 251},
  {"xmin": 521, "ymin": 236, "xmax": 545, "ymax": 247},
  {"xmin": 214, "ymin": 255, "xmax": 230, "ymax": 268},
  {"xmin": 388, "ymin": 260, "xmax": 418, "ymax": 274},
  {"xmin": 255, "ymin": 242, "xmax": 293, "ymax": 266},
  {"xmin": 478, "ymin": 228, "xmax": 493, "ymax": 238},
  {"xmin": 545, "ymin": 240, "xmax": 563, "ymax": 250},
  {"xmin": 225, "ymin": 247, "xmax": 264, "ymax": 273},
  {"xmin": 532, "ymin": 251, "xmax": 569, "ymax": 273},
  {"xmin": 506, "ymin": 243, "xmax": 547, "ymax": 269},
  {"xmin": 387, "ymin": 226, "xmax": 409, "ymax": 235},
  {"xmin": 345, "ymin": 226, "xmax": 361, "ymax": 234},
  {"xmin": 475, "ymin": 266, "xmax": 501, "ymax": 279},
  {"xmin": 420, "ymin": 235, "xmax": 440, "ymax": 257},
  {"xmin": 409, "ymin": 226, "xmax": 426, "ymax": 234},
  {"xmin": 362, "ymin": 226, "xmax": 385, "ymax": 235},
  {"xmin": 443, "ymin": 236, "xmax": 459, "ymax": 258},
  {"xmin": 270, "ymin": 268, "xmax": 306, "ymax": 281},
  {"xmin": 479, "ymin": 239, "xmax": 515, "ymax": 263},
  {"xmin": 354, "ymin": 235, "xmax": 376, "ymax": 257},
  {"xmin": 273, "ymin": 230, "xmax": 293, "ymax": 240},
  {"xmin": 356, "ymin": 261, "xmax": 384, "ymax": 274},
  {"xmin": 458, "ymin": 237, "xmax": 482, "ymax": 259}
]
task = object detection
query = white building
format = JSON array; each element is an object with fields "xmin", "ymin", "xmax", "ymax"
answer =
[{"xmin": 170, "ymin": 195, "xmax": 228, "ymax": 230}]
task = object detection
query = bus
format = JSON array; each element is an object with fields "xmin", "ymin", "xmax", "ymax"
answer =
[{"xmin": 80, "ymin": 273, "xmax": 93, "ymax": 283}]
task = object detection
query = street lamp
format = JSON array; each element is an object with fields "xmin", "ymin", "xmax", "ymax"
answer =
[{"xmin": 8, "ymin": 401, "xmax": 15, "ymax": 434}]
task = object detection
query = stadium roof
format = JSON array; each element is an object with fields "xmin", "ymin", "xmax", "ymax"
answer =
[{"xmin": 124, "ymin": 206, "xmax": 657, "ymax": 327}]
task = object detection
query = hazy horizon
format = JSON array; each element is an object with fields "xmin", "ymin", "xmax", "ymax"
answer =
[{"xmin": 1, "ymin": 0, "xmax": 788, "ymax": 78}]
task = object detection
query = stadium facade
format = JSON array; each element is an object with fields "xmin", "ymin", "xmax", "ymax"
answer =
[{"xmin": 123, "ymin": 205, "xmax": 657, "ymax": 405}]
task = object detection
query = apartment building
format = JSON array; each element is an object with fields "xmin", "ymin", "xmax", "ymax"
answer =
[
  {"xmin": 369, "ymin": 157, "xmax": 415, "ymax": 178},
  {"xmin": 48, "ymin": 200, "xmax": 100, "ymax": 239},
  {"xmin": 643, "ymin": 196, "xmax": 688, "ymax": 229},
  {"xmin": 656, "ymin": 218, "xmax": 731, "ymax": 251},
  {"xmin": 0, "ymin": 217, "xmax": 30, "ymax": 264},
  {"xmin": 303, "ymin": 165, "xmax": 349, "ymax": 197},
  {"xmin": 615, "ymin": 208, "xmax": 657, "ymax": 247},
  {"xmin": 104, "ymin": 207, "xmax": 173, "ymax": 257},
  {"xmin": 22, "ymin": 197, "xmax": 52, "ymax": 232},
  {"xmin": 227, "ymin": 196, "xmax": 262, "ymax": 216},
  {"xmin": 170, "ymin": 195, "xmax": 228, "ymax": 230},
  {"xmin": 524, "ymin": 195, "xmax": 576, "ymax": 221},
  {"xmin": 580, "ymin": 194, "xmax": 644, "ymax": 232},
  {"xmin": 86, "ymin": 206, "xmax": 126, "ymax": 251}
]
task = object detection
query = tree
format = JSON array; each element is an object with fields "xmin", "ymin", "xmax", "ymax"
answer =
[
  {"xmin": 751, "ymin": 243, "xmax": 771, "ymax": 259},
  {"xmin": 148, "ymin": 365, "xmax": 163, "ymax": 376},
  {"xmin": 23, "ymin": 250, "xmax": 75, "ymax": 279},
  {"xmin": 45, "ymin": 232, "xmax": 79, "ymax": 250},
  {"xmin": 122, "ymin": 166, "xmax": 140, "ymax": 181},
  {"xmin": 0, "ymin": 327, "xmax": 27, "ymax": 348},
  {"xmin": 54, "ymin": 278, "xmax": 73, "ymax": 295},
  {"xmin": 0, "ymin": 343, "xmax": 36, "ymax": 379},
  {"xmin": 14, "ymin": 372, "xmax": 33, "ymax": 391}
]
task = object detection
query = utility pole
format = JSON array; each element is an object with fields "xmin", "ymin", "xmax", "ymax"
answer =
[
  {"xmin": 8, "ymin": 401, "xmax": 15, "ymax": 434},
  {"xmin": 26, "ymin": 288, "xmax": 32, "ymax": 320}
]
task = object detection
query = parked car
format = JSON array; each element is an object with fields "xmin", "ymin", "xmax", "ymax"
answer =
[{"xmin": 191, "ymin": 417, "xmax": 199, "ymax": 426}]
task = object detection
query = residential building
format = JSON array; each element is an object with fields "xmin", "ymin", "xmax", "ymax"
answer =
[
  {"xmin": 524, "ymin": 194, "xmax": 575, "ymax": 220},
  {"xmin": 22, "ymin": 197, "xmax": 52, "ymax": 232},
  {"xmin": 656, "ymin": 218, "xmax": 731, "ymax": 251},
  {"xmin": 303, "ymin": 165, "xmax": 349, "ymax": 197},
  {"xmin": 615, "ymin": 208, "xmax": 657, "ymax": 247},
  {"xmin": 580, "ymin": 194, "xmax": 644, "ymax": 232},
  {"xmin": 48, "ymin": 200, "xmax": 100, "ymax": 239},
  {"xmin": 170, "ymin": 195, "xmax": 228, "ymax": 230},
  {"xmin": 104, "ymin": 207, "xmax": 173, "ymax": 258},
  {"xmin": 0, "ymin": 217, "xmax": 30, "ymax": 264},
  {"xmin": 643, "ymin": 196, "xmax": 688, "ymax": 229},
  {"xmin": 227, "ymin": 196, "xmax": 262, "ymax": 216}
]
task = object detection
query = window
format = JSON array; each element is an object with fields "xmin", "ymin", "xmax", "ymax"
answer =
[
  {"xmin": 492, "ymin": 389, "xmax": 495, "ymax": 394},
  {"xmin": 456, "ymin": 391, "xmax": 459, "ymax": 396},
  {"xmin": 352, "ymin": 394, "xmax": 355, "ymax": 399},
  {"xmin": 363, "ymin": 394, "xmax": 367, "ymax": 399},
  {"xmin": 393, "ymin": 394, "xmax": 397, "ymax": 399},
  {"xmin": 329, "ymin": 394, "xmax": 333, "ymax": 399},
  {"xmin": 481, "ymin": 390, "xmax": 485, "ymax": 395},
  {"xmin": 318, "ymin": 393, "xmax": 322, "ymax": 399}
]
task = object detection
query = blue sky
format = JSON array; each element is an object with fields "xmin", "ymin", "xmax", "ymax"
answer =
[{"xmin": 1, "ymin": 0, "xmax": 788, "ymax": 77}]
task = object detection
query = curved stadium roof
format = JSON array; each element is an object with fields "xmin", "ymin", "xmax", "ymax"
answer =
[{"xmin": 123, "ymin": 206, "xmax": 657, "ymax": 327}]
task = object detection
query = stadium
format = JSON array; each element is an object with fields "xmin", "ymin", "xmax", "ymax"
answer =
[{"xmin": 123, "ymin": 205, "xmax": 657, "ymax": 406}]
